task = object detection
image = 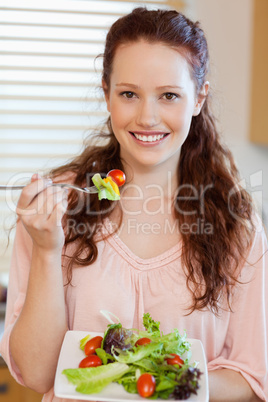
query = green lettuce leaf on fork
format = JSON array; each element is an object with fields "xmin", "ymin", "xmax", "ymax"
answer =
[
  {"xmin": 92, "ymin": 173, "xmax": 120, "ymax": 201},
  {"xmin": 62, "ymin": 362, "xmax": 129, "ymax": 394}
]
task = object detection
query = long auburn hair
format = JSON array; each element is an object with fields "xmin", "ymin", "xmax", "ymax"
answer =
[{"xmin": 52, "ymin": 7, "xmax": 254, "ymax": 314}]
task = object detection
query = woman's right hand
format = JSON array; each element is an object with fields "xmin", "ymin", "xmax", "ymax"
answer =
[{"xmin": 16, "ymin": 173, "xmax": 68, "ymax": 253}]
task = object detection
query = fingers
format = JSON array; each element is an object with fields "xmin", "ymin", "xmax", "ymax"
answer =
[
  {"xmin": 15, "ymin": 174, "xmax": 69, "ymax": 251},
  {"xmin": 16, "ymin": 174, "xmax": 68, "ymax": 225},
  {"xmin": 16, "ymin": 174, "xmax": 53, "ymax": 216},
  {"xmin": 30, "ymin": 172, "xmax": 42, "ymax": 183},
  {"xmin": 35, "ymin": 186, "xmax": 68, "ymax": 228},
  {"xmin": 50, "ymin": 192, "xmax": 69, "ymax": 227}
]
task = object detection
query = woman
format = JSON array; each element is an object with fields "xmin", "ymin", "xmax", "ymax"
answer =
[{"xmin": 1, "ymin": 7, "xmax": 267, "ymax": 401}]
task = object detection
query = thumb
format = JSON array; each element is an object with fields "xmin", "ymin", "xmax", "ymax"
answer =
[{"xmin": 31, "ymin": 173, "xmax": 42, "ymax": 183}]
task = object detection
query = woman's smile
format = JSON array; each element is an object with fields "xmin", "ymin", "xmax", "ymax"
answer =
[{"xmin": 129, "ymin": 130, "xmax": 170, "ymax": 145}]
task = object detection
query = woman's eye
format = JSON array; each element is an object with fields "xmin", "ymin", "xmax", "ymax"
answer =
[
  {"xmin": 163, "ymin": 93, "xmax": 178, "ymax": 101},
  {"xmin": 121, "ymin": 91, "xmax": 135, "ymax": 99}
]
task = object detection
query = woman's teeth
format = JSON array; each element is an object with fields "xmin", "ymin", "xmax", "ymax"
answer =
[{"xmin": 133, "ymin": 133, "xmax": 165, "ymax": 142}]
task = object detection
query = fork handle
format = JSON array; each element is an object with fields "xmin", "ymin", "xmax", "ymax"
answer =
[
  {"xmin": 0, "ymin": 183, "xmax": 75, "ymax": 189},
  {"xmin": 0, "ymin": 185, "xmax": 26, "ymax": 189},
  {"xmin": 0, "ymin": 183, "xmax": 99, "ymax": 194},
  {"xmin": 0, "ymin": 184, "xmax": 65, "ymax": 190}
]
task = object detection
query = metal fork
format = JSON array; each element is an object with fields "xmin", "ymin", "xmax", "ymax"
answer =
[{"xmin": 0, "ymin": 183, "xmax": 102, "ymax": 194}]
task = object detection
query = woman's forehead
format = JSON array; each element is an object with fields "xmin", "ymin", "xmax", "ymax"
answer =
[{"xmin": 111, "ymin": 41, "xmax": 193, "ymax": 85}]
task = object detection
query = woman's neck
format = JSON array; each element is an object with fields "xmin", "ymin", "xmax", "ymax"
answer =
[
  {"xmin": 122, "ymin": 163, "xmax": 179, "ymax": 197},
  {"xmin": 117, "ymin": 164, "xmax": 179, "ymax": 220}
]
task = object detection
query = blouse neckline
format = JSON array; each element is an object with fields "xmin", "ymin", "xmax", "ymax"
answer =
[{"xmin": 102, "ymin": 217, "xmax": 182, "ymax": 270}]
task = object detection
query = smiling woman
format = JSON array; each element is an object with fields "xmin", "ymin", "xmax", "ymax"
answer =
[{"xmin": 0, "ymin": 5, "xmax": 267, "ymax": 402}]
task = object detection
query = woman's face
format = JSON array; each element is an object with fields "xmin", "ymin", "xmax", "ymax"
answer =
[{"xmin": 104, "ymin": 40, "xmax": 206, "ymax": 172}]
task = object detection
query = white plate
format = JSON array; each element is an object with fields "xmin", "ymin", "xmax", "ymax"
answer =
[{"xmin": 55, "ymin": 331, "xmax": 209, "ymax": 401}]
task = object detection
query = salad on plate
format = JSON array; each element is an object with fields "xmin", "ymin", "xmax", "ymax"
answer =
[{"xmin": 62, "ymin": 313, "xmax": 203, "ymax": 400}]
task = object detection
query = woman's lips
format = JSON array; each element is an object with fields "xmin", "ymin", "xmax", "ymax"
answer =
[{"xmin": 129, "ymin": 131, "xmax": 169, "ymax": 144}]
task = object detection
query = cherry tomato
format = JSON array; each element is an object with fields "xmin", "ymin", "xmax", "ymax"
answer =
[
  {"xmin": 79, "ymin": 355, "xmax": 102, "ymax": 368},
  {"xmin": 107, "ymin": 169, "xmax": 126, "ymax": 187},
  {"xmin": 165, "ymin": 353, "xmax": 184, "ymax": 367},
  {"xmin": 84, "ymin": 336, "xmax": 103, "ymax": 356},
  {"xmin": 135, "ymin": 337, "xmax": 152, "ymax": 346},
  {"xmin": 137, "ymin": 373, "xmax": 156, "ymax": 398}
]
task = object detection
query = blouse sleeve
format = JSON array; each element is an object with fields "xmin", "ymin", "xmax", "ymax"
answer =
[
  {"xmin": 207, "ymin": 219, "xmax": 268, "ymax": 401},
  {"xmin": 0, "ymin": 219, "xmax": 33, "ymax": 385}
]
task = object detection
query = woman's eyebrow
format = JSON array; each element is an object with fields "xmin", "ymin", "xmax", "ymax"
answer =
[
  {"xmin": 116, "ymin": 83, "xmax": 140, "ymax": 88},
  {"xmin": 115, "ymin": 83, "xmax": 183, "ymax": 89},
  {"xmin": 156, "ymin": 85, "xmax": 183, "ymax": 90}
]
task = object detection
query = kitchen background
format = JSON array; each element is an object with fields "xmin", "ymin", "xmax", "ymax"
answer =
[{"xmin": 0, "ymin": 0, "xmax": 267, "ymax": 303}]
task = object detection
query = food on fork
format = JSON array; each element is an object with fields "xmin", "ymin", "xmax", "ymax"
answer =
[{"xmin": 92, "ymin": 169, "xmax": 126, "ymax": 201}]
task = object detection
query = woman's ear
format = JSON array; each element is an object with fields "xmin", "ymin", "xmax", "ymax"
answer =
[
  {"xmin": 102, "ymin": 80, "xmax": 110, "ymax": 112},
  {"xmin": 193, "ymin": 81, "xmax": 209, "ymax": 116}
]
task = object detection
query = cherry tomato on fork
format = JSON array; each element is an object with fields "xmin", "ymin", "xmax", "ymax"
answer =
[
  {"xmin": 135, "ymin": 337, "xmax": 152, "ymax": 346},
  {"xmin": 79, "ymin": 355, "xmax": 102, "ymax": 368},
  {"xmin": 165, "ymin": 353, "xmax": 184, "ymax": 367},
  {"xmin": 107, "ymin": 169, "xmax": 126, "ymax": 187},
  {"xmin": 84, "ymin": 336, "xmax": 103, "ymax": 356},
  {"xmin": 137, "ymin": 373, "xmax": 156, "ymax": 398}
]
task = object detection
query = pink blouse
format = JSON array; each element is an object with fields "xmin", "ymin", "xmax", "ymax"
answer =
[{"xmin": 0, "ymin": 217, "xmax": 267, "ymax": 401}]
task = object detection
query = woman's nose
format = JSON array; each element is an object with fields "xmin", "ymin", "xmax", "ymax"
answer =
[{"xmin": 135, "ymin": 99, "xmax": 160, "ymax": 127}]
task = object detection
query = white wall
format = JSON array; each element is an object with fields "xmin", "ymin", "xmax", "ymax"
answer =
[{"xmin": 191, "ymin": 0, "xmax": 268, "ymax": 226}]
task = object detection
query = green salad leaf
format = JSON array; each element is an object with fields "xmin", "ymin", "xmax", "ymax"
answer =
[
  {"xmin": 79, "ymin": 334, "xmax": 91, "ymax": 351},
  {"xmin": 92, "ymin": 173, "xmax": 120, "ymax": 201},
  {"xmin": 113, "ymin": 342, "xmax": 163, "ymax": 364},
  {"xmin": 62, "ymin": 362, "xmax": 129, "ymax": 394},
  {"xmin": 143, "ymin": 313, "xmax": 161, "ymax": 335}
]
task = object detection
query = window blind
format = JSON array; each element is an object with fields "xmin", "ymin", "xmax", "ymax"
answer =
[{"xmin": 0, "ymin": 0, "xmax": 184, "ymax": 275}]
